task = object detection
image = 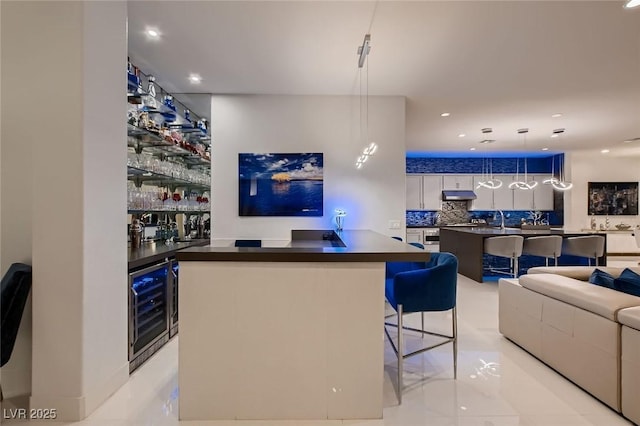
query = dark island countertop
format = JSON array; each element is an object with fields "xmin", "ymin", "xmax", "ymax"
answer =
[
  {"xmin": 128, "ymin": 239, "xmax": 210, "ymax": 270},
  {"xmin": 439, "ymin": 227, "xmax": 606, "ymax": 282},
  {"xmin": 175, "ymin": 230, "xmax": 429, "ymax": 262}
]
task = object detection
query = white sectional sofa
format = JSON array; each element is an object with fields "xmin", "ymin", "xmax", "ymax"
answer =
[
  {"xmin": 619, "ymin": 306, "xmax": 640, "ymax": 425},
  {"xmin": 498, "ymin": 266, "xmax": 640, "ymax": 422}
]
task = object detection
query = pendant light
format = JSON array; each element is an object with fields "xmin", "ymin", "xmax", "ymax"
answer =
[
  {"xmin": 355, "ymin": 34, "xmax": 378, "ymax": 170},
  {"xmin": 509, "ymin": 129, "xmax": 538, "ymax": 190},
  {"xmin": 543, "ymin": 130, "xmax": 572, "ymax": 191},
  {"xmin": 475, "ymin": 129, "xmax": 502, "ymax": 189},
  {"xmin": 552, "ymin": 153, "xmax": 573, "ymax": 191}
]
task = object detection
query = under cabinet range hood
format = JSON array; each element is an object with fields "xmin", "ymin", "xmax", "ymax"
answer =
[{"xmin": 441, "ymin": 190, "xmax": 477, "ymax": 201}]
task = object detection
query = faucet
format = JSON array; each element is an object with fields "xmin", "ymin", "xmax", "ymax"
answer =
[{"xmin": 495, "ymin": 210, "xmax": 505, "ymax": 229}]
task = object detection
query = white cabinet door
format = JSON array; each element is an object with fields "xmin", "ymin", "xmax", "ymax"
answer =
[
  {"xmin": 513, "ymin": 178, "xmax": 535, "ymax": 210},
  {"xmin": 532, "ymin": 176, "xmax": 554, "ymax": 210},
  {"xmin": 406, "ymin": 175, "xmax": 423, "ymax": 210},
  {"xmin": 406, "ymin": 229, "xmax": 422, "ymax": 243},
  {"xmin": 422, "ymin": 175, "xmax": 443, "ymax": 210},
  {"xmin": 470, "ymin": 175, "xmax": 494, "ymax": 210},
  {"xmin": 442, "ymin": 175, "xmax": 473, "ymax": 190},
  {"xmin": 493, "ymin": 175, "xmax": 514, "ymax": 210}
]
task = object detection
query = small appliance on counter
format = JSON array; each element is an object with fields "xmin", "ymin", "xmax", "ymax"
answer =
[{"xmin": 130, "ymin": 219, "xmax": 144, "ymax": 248}]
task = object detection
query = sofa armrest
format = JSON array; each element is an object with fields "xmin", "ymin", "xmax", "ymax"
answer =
[
  {"xmin": 527, "ymin": 266, "xmax": 631, "ymax": 281},
  {"xmin": 619, "ymin": 306, "xmax": 640, "ymax": 330},
  {"xmin": 520, "ymin": 273, "xmax": 640, "ymax": 321}
]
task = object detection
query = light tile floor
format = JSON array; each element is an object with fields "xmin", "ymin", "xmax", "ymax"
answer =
[{"xmin": 5, "ymin": 258, "xmax": 639, "ymax": 425}]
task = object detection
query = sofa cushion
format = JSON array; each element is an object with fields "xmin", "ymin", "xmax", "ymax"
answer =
[
  {"xmin": 614, "ymin": 268, "xmax": 640, "ymax": 297},
  {"xmin": 519, "ymin": 273, "xmax": 640, "ymax": 321},
  {"xmin": 589, "ymin": 269, "xmax": 616, "ymax": 289},
  {"xmin": 619, "ymin": 306, "xmax": 640, "ymax": 330}
]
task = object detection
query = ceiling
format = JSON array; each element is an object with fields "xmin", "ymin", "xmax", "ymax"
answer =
[{"xmin": 128, "ymin": 1, "xmax": 640, "ymax": 157}]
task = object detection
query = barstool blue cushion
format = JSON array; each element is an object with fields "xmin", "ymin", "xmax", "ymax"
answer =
[{"xmin": 385, "ymin": 252, "xmax": 458, "ymax": 313}]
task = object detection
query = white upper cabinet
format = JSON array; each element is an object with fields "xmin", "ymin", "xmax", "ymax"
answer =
[
  {"xmin": 532, "ymin": 176, "xmax": 554, "ymax": 210},
  {"xmin": 406, "ymin": 175, "xmax": 423, "ymax": 210},
  {"xmin": 512, "ymin": 175, "xmax": 555, "ymax": 211},
  {"xmin": 470, "ymin": 175, "xmax": 494, "ymax": 211},
  {"xmin": 422, "ymin": 175, "xmax": 443, "ymax": 210},
  {"xmin": 442, "ymin": 175, "xmax": 473, "ymax": 190},
  {"xmin": 493, "ymin": 175, "xmax": 514, "ymax": 210},
  {"xmin": 512, "ymin": 176, "xmax": 535, "ymax": 210},
  {"xmin": 406, "ymin": 175, "xmax": 442, "ymax": 210}
]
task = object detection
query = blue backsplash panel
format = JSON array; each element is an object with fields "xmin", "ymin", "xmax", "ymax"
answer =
[
  {"xmin": 406, "ymin": 210, "xmax": 563, "ymax": 227},
  {"xmin": 406, "ymin": 155, "xmax": 564, "ymax": 174}
]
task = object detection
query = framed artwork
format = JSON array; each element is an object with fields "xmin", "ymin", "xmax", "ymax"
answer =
[
  {"xmin": 588, "ymin": 182, "xmax": 638, "ymax": 215},
  {"xmin": 239, "ymin": 153, "xmax": 323, "ymax": 216}
]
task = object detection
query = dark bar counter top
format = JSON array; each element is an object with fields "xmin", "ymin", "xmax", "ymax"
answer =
[
  {"xmin": 176, "ymin": 230, "xmax": 429, "ymax": 263},
  {"xmin": 128, "ymin": 239, "xmax": 210, "ymax": 270}
]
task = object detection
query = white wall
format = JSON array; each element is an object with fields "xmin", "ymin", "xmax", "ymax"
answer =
[
  {"xmin": 565, "ymin": 151, "xmax": 640, "ymax": 230},
  {"xmin": 211, "ymin": 95, "xmax": 406, "ymax": 242},
  {"xmin": 2, "ymin": 1, "xmax": 128, "ymax": 421}
]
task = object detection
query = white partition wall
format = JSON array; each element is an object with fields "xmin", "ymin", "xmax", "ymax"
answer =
[
  {"xmin": 1, "ymin": 2, "xmax": 128, "ymax": 420},
  {"xmin": 211, "ymin": 95, "xmax": 407, "ymax": 241}
]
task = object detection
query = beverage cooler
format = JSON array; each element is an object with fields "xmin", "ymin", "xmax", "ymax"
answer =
[
  {"xmin": 128, "ymin": 261, "xmax": 170, "ymax": 372},
  {"xmin": 169, "ymin": 260, "xmax": 179, "ymax": 337}
]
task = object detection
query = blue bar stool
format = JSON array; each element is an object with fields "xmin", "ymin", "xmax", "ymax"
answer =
[{"xmin": 384, "ymin": 252, "xmax": 458, "ymax": 403}]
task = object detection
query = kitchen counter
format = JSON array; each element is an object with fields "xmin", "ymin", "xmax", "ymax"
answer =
[
  {"xmin": 176, "ymin": 229, "xmax": 428, "ymax": 263},
  {"xmin": 440, "ymin": 227, "xmax": 606, "ymax": 282},
  {"xmin": 128, "ymin": 239, "xmax": 209, "ymax": 270}
]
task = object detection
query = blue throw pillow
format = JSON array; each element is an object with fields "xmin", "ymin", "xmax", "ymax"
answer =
[
  {"xmin": 589, "ymin": 269, "xmax": 615, "ymax": 289},
  {"xmin": 613, "ymin": 268, "xmax": 640, "ymax": 297}
]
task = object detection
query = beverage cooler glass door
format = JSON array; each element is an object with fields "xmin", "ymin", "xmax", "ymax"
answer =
[
  {"xmin": 128, "ymin": 261, "xmax": 170, "ymax": 361},
  {"xmin": 169, "ymin": 260, "xmax": 179, "ymax": 337}
]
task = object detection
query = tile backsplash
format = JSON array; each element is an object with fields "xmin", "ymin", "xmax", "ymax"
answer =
[
  {"xmin": 406, "ymin": 209, "xmax": 562, "ymax": 227},
  {"xmin": 438, "ymin": 201, "xmax": 470, "ymax": 224}
]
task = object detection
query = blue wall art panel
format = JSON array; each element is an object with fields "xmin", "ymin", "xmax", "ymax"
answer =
[{"xmin": 239, "ymin": 153, "xmax": 323, "ymax": 216}]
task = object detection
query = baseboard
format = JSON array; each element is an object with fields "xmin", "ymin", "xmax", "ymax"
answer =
[{"xmin": 30, "ymin": 362, "xmax": 128, "ymax": 421}]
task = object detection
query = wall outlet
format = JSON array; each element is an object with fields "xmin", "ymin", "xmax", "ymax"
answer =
[{"xmin": 388, "ymin": 220, "xmax": 401, "ymax": 229}]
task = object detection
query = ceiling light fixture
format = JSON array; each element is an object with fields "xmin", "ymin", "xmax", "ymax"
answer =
[
  {"xmin": 624, "ymin": 137, "xmax": 640, "ymax": 143},
  {"xmin": 188, "ymin": 74, "xmax": 202, "ymax": 84},
  {"xmin": 458, "ymin": 133, "xmax": 466, "ymax": 138},
  {"xmin": 551, "ymin": 113, "xmax": 563, "ymax": 118},
  {"xmin": 145, "ymin": 27, "xmax": 161, "ymax": 40},
  {"xmin": 509, "ymin": 128, "xmax": 538, "ymax": 190},
  {"xmin": 475, "ymin": 128, "xmax": 502, "ymax": 190},
  {"xmin": 441, "ymin": 112, "xmax": 451, "ymax": 117},
  {"xmin": 543, "ymin": 131, "xmax": 572, "ymax": 191},
  {"xmin": 542, "ymin": 147, "xmax": 549, "ymax": 151},
  {"xmin": 357, "ymin": 34, "xmax": 371, "ymax": 68},
  {"xmin": 470, "ymin": 147, "xmax": 476, "ymax": 151},
  {"xmin": 355, "ymin": 34, "xmax": 377, "ymax": 170},
  {"xmin": 601, "ymin": 149, "xmax": 610, "ymax": 154},
  {"xmin": 625, "ymin": 0, "xmax": 640, "ymax": 8}
]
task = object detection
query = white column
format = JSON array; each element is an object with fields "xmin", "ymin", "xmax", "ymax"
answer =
[{"xmin": 1, "ymin": 1, "xmax": 128, "ymax": 421}]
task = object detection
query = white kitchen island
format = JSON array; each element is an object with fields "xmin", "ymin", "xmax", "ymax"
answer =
[{"xmin": 175, "ymin": 230, "xmax": 428, "ymax": 422}]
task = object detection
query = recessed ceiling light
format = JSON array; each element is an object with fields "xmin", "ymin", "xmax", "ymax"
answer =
[
  {"xmin": 469, "ymin": 147, "xmax": 476, "ymax": 151},
  {"xmin": 479, "ymin": 139, "xmax": 495, "ymax": 144},
  {"xmin": 145, "ymin": 27, "xmax": 161, "ymax": 40},
  {"xmin": 551, "ymin": 113, "xmax": 563, "ymax": 118},
  {"xmin": 188, "ymin": 74, "xmax": 202, "ymax": 84},
  {"xmin": 458, "ymin": 133, "xmax": 466, "ymax": 138},
  {"xmin": 623, "ymin": 137, "xmax": 640, "ymax": 143},
  {"xmin": 625, "ymin": 0, "xmax": 640, "ymax": 8},
  {"xmin": 542, "ymin": 147, "xmax": 549, "ymax": 151},
  {"xmin": 440, "ymin": 112, "xmax": 450, "ymax": 117},
  {"xmin": 601, "ymin": 149, "xmax": 610, "ymax": 154},
  {"xmin": 550, "ymin": 134, "xmax": 559, "ymax": 138}
]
